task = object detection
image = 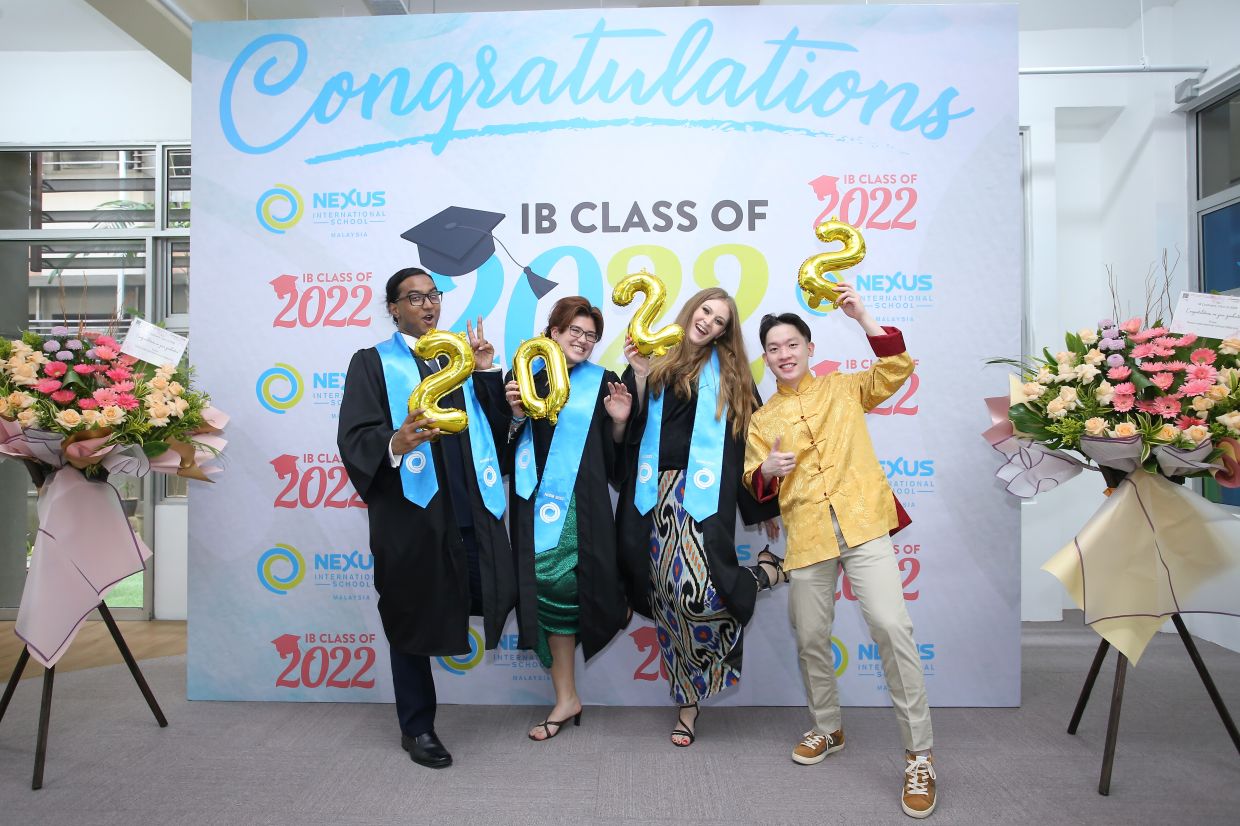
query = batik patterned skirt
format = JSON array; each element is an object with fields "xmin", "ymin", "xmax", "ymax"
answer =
[{"xmin": 649, "ymin": 470, "xmax": 742, "ymax": 705}]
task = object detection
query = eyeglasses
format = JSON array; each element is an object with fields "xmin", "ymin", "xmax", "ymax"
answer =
[
  {"xmin": 564, "ymin": 324, "xmax": 599, "ymax": 343},
  {"xmin": 400, "ymin": 290, "xmax": 444, "ymax": 307}
]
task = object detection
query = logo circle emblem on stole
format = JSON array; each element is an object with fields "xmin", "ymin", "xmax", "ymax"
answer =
[
  {"xmin": 638, "ymin": 462, "xmax": 653, "ymax": 483},
  {"xmin": 539, "ymin": 502, "xmax": 561, "ymax": 524},
  {"xmin": 517, "ymin": 448, "xmax": 532, "ymax": 469},
  {"xmin": 693, "ymin": 468, "xmax": 716, "ymax": 490},
  {"xmin": 483, "ymin": 466, "xmax": 499, "ymax": 487},
  {"xmin": 404, "ymin": 452, "xmax": 427, "ymax": 474}
]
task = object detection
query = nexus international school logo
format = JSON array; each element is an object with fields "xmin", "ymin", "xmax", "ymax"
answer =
[
  {"xmin": 256, "ymin": 363, "xmax": 303, "ymax": 413},
  {"xmin": 256, "ymin": 184, "xmax": 304, "ymax": 234}
]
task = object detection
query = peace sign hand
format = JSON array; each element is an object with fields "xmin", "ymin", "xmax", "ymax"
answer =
[{"xmin": 466, "ymin": 316, "xmax": 495, "ymax": 370}]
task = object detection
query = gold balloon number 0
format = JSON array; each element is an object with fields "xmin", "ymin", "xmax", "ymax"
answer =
[
  {"xmin": 407, "ymin": 329, "xmax": 475, "ymax": 435},
  {"xmin": 612, "ymin": 270, "xmax": 685, "ymax": 358},
  {"xmin": 512, "ymin": 336, "xmax": 571, "ymax": 425},
  {"xmin": 798, "ymin": 219, "xmax": 866, "ymax": 310}
]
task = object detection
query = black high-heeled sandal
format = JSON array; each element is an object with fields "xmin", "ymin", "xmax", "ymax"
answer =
[
  {"xmin": 528, "ymin": 708, "xmax": 583, "ymax": 741},
  {"xmin": 754, "ymin": 546, "xmax": 788, "ymax": 590},
  {"xmin": 670, "ymin": 703, "xmax": 698, "ymax": 747}
]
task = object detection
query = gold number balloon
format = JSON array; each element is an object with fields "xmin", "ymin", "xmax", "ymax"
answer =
[
  {"xmin": 798, "ymin": 219, "xmax": 866, "ymax": 309},
  {"xmin": 612, "ymin": 269, "xmax": 685, "ymax": 357},
  {"xmin": 512, "ymin": 335, "xmax": 571, "ymax": 425},
  {"xmin": 408, "ymin": 328, "xmax": 475, "ymax": 435}
]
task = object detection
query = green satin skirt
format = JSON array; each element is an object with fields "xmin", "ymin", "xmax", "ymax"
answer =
[{"xmin": 533, "ymin": 495, "xmax": 580, "ymax": 668}]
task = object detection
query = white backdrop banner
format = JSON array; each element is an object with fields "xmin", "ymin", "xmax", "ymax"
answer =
[{"xmin": 189, "ymin": 4, "xmax": 1021, "ymax": 707}]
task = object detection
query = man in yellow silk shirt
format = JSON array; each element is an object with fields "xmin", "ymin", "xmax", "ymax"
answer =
[{"xmin": 744, "ymin": 285, "xmax": 937, "ymax": 820}]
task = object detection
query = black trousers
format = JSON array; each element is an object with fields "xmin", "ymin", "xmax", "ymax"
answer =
[{"xmin": 389, "ymin": 527, "xmax": 482, "ymax": 738}]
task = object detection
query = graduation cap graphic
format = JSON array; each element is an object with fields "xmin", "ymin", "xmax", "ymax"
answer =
[{"xmin": 400, "ymin": 206, "xmax": 557, "ymax": 299}]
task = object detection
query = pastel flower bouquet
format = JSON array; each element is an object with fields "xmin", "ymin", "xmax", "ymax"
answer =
[
  {"xmin": 0, "ymin": 325, "xmax": 227, "ymax": 483},
  {"xmin": 0, "ymin": 324, "xmax": 228, "ymax": 668},
  {"xmin": 991, "ymin": 317, "xmax": 1240, "ymax": 489}
]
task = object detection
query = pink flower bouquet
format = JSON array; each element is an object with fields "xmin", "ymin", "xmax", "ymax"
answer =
[{"xmin": 992, "ymin": 318, "xmax": 1240, "ymax": 485}]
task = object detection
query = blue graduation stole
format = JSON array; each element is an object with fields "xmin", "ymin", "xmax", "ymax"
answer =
[
  {"xmin": 634, "ymin": 350, "xmax": 725, "ymax": 522},
  {"xmin": 376, "ymin": 331, "xmax": 504, "ymax": 519},
  {"xmin": 515, "ymin": 361, "xmax": 605, "ymax": 553}
]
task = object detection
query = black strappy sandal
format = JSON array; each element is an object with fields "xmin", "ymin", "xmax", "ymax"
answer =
[
  {"xmin": 528, "ymin": 708, "xmax": 583, "ymax": 741},
  {"xmin": 670, "ymin": 703, "xmax": 699, "ymax": 747},
  {"xmin": 755, "ymin": 546, "xmax": 788, "ymax": 589}
]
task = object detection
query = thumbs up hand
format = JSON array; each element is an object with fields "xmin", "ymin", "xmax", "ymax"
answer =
[{"xmin": 760, "ymin": 436, "xmax": 797, "ymax": 479}]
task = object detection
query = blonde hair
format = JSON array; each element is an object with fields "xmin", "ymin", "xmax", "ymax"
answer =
[{"xmin": 647, "ymin": 287, "xmax": 757, "ymax": 438}]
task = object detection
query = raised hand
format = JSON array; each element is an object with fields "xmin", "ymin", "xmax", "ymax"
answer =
[
  {"xmin": 466, "ymin": 315, "xmax": 495, "ymax": 370},
  {"xmin": 604, "ymin": 380, "xmax": 633, "ymax": 424},
  {"xmin": 623, "ymin": 334, "xmax": 653, "ymax": 378},
  {"xmin": 505, "ymin": 379, "xmax": 525, "ymax": 418}
]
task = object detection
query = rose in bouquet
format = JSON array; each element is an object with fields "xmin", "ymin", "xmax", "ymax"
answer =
[{"xmin": 992, "ymin": 317, "xmax": 1240, "ymax": 483}]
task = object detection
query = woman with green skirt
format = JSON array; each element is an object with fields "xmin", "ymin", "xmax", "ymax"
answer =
[{"xmin": 504, "ymin": 296, "xmax": 632, "ymax": 740}]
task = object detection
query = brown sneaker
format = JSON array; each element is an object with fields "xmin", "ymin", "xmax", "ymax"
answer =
[
  {"xmin": 791, "ymin": 729, "xmax": 844, "ymax": 765},
  {"xmin": 901, "ymin": 753, "xmax": 937, "ymax": 818}
]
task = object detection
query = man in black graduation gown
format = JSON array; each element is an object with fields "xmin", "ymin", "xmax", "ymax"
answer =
[{"xmin": 337, "ymin": 267, "xmax": 516, "ymax": 769}]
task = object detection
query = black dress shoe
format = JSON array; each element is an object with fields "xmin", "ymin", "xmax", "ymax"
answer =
[{"xmin": 401, "ymin": 731, "xmax": 453, "ymax": 768}]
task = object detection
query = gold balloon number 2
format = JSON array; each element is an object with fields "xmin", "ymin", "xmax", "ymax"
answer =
[
  {"xmin": 512, "ymin": 335, "xmax": 571, "ymax": 425},
  {"xmin": 612, "ymin": 270, "xmax": 684, "ymax": 358},
  {"xmin": 798, "ymin": 219, "xmax": 866, "ymax": 310},
  {"xmin": 407, "ymin": 328, "xmax": 475, "ymax": 435},
  {"xmin": 598, "ymin": 244, "xmax": 769, "ymax": 382}
]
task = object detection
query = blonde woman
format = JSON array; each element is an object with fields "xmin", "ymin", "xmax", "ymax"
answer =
[{"xmin": 617, "ymin": 287, "xmax": 782, "ymax": 747}]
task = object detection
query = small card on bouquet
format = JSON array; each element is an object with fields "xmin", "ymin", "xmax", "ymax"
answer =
[
  {"xmin": 120, "ymin": 317, "xmax": 189, "ymax": 367},
  {"xmin": 1170, "ymin": 291, "xmax": 1240, "ymax": 340}
]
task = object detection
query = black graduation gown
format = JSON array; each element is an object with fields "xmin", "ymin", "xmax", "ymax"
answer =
[
  {"xmin": 504, "ymin": 368, "xmax": 629, "ymax": 661},
  {"xmin": 337, "ymin": 346, "xmax": 517, "ymax": 657},
  {"xmin": 616, "ymin": 365, "xmax": 778, "ymax": 625}
]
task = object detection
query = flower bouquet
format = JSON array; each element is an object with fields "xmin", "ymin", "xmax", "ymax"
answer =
[
  {"xmin": 0, "ymin": 324, "xmax": 228, "ymax": 667},
  {"xmin": 991, "ymin": 317, "xmax": 1240, "ymax": 491},
  {"xmin": 985, "ymin": 304, "xmax": 1240, "ymax": 664}
]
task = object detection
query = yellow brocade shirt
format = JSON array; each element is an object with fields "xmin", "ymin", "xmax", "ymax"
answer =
[{"xmin": 744, "ymin": 330, "xmax": 913, "ymax": 572}]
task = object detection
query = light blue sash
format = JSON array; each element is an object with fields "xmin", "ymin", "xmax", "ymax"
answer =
[
  {"xmin": 376, "ymin": 331, "xmax": 505, "ymax": 519},
  {"xmin": 634, "ymin": 350, "xmax": 725, "ymax": 522},
  {"xmin": 515, "ymin": 361, "xmax": 605, "ymax": 553}
]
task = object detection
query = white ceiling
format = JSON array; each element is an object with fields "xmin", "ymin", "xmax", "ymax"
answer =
[{"xmin": 0, "ymin": 0, "xmax": 1185, "ymax": 53}]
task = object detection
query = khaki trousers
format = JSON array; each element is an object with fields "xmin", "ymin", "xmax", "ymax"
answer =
[{"xmin": 788, "ymin": 514, "xmax": 933, "ymax": 752}]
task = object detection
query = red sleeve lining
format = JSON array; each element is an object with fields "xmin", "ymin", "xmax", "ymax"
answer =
[
  {"xmin": 752, "ymin": 465, "xmax": 780, "ymax": 503},
  {"xmin": 868, "ymin": 326, "xmax": 906, "ymax": 358}
]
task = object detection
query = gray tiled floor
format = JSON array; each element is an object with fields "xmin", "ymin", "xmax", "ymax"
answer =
[{"xmin": 0, "ymin": 616, "xmax": 1237, "ymax": 824}]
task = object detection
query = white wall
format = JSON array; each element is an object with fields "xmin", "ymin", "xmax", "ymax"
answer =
[{"xmin": 0, "ymin": 50, "xmax": 189, "ymax": 144}]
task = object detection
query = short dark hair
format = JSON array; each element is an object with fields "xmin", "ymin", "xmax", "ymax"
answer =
[
  {"xmin": 385, "ymin": 267, "xmax": 432, "ymax": 304},
  {"xmin": 543, "ymin": 295, "xmax": 604, "ymax": 339},
  {"xmin": 759, "ymin": 312, "xmax": 812, "ymax": 347}
]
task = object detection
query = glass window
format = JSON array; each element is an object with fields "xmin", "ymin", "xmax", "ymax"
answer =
[
  {"xmin": 166, "ymin": 147, "xmax": 190, "ymax": 228},
  {"xmin": 1199, "ymin": 92, "xmax": 1240, "ymax": 199},
  {"xmin": 1201, "ymin": 199, "xmax": 1240, "ymax": 295},
  {"xmin": 5, "ymin": 239, "xmax": 146, "ymax": 333},
  {"xmin": 169, "ymin": 239, "xmax": 189, "ymax": 316},
  {"xmin": 0, "ymin": 149, "xmax": 157, "ymax": 231}
]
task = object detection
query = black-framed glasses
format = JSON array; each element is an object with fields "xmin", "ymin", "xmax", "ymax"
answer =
[
  {"xmin": 401, "ymin": 290, "xmax": 443, "ymax": 307},
  {"xmin": 564, "ymin": 324, "xmax": 599, "ymax": 343}
]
